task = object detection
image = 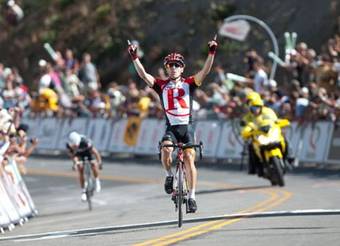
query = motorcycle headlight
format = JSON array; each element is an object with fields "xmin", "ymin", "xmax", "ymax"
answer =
[{"xmin": 258, "ymin": 135, "xmax": 270, "ymax": 145}]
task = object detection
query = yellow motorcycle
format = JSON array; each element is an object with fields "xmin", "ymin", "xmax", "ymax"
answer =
[{"xmin": 241, "ymin": 119, "xmax": 290, "ymax": 186}]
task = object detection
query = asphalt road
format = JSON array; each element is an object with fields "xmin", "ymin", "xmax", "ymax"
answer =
[{"xmin": 1, "ymin": 157, "xmax": 340, "ymax": 246}]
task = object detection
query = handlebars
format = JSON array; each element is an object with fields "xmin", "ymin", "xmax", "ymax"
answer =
[{"xmin": 159, "ymin": 142, "xmax": 204, "ymax": 160}]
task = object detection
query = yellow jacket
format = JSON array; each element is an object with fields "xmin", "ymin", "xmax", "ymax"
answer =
[
  {"xmin": 241, "ymin": 106, "xmax": 278, "ymax": 140},
  {"xmin": 242, "ymin": 106, "xmax": 278, "ymax": 126}
]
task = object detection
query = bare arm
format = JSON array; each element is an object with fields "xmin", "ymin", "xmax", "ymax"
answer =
[
  {"xmin": 194, "ymin": 38, "xmax": 218, "ymax": 86},
  {"xmin": 24, "ymin": 138, "xmax": 38, "ymax": 158},
  {"xmin": 132, "ymin": 58, "xmax": 156, "ymax": 87},
  {"xmin": 128, "ymin": 43, "xmax": 155, "ymax": 87},
  {"xmin": 91, "ymin": 147, "xmax": 102, "ymax": 164}
]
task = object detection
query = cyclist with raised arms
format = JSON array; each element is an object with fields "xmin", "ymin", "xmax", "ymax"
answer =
[
  {"xmin": 66, "ymin": 131, "xmax": 102, "ymax": 201},
  {"xmin": 127, "ymin": 37, "xmax": 217, "ymax": 213}
]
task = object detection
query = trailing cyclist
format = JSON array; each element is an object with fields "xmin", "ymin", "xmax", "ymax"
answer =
[
  {"xmin": 66, "ymin": 131, "xmax": 102, "ymax": 202},
  {"xmin": 127, "ymin": 37, "xmax": 217, "ymax": 213}
]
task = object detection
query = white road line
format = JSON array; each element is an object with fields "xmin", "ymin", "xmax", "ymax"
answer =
[
  {"xmin": 2, "ymin": 209, "xmax": 340, "ymax": 242},
  {"xmin": 15, "ymin": 234, "xmax": 69, "ymax": 242}
]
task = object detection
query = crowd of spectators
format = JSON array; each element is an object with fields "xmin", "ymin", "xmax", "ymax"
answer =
[
  {"xmin": 0, "ymin": 34, "xmax": 340, "ymax": 123},
  {"xmin": 0, "ymin": 106, "xmax": 38, "ymax": 175}
]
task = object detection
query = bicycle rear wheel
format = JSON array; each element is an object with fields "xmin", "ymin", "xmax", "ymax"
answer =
[
  {"xmin": 177, "ymin": 162, "xmax": 184, "ymax": 227},
  {"xmin": 84, "ymin": 161, "xmax": 93, "ymax": 211}
]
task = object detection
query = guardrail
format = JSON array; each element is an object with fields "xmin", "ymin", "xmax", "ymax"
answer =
[
  {"xmin": 0, "ymin": 157, "xmax": 38, "ymax": 233},
  {"xmin": 22, "ymin": 117, "xmax": 337, "ymax": 164}
]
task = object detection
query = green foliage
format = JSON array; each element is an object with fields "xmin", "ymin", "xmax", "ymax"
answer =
[
  {"xmin": 219, "ymin": 40, "xmax": 246, "ymax": 56},
  {"xmin": 45, "ymin": 14, "xmax": 61, "ymax": 28},
  {"xmin": 210, "ymin": 2, "xmax": 236, "ymax": 21},
  {"xmin": 41, "ymin": 30, "xmax": 57, "ymax": 43},
  {"xmin": 24, "ymin": 0, "xmax": 53, "ymax": 10},
  {"xmin": 95, "ymin": 3, "xmax": 112, "ymax": 21},
  {"xmin": 58, "ymin": 0, "xmax": 75, "ymax": 10}
]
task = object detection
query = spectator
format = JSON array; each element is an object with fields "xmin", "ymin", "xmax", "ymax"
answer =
[
  {"xmin": 252, "ymin": 59, "xmax": 268, "ymax": 93},
  {"xmin": 84, "ymin": 85, "xmax": 106, "ymax": 117},
  {"xmin": 107, "ymin": 82, "xmax": 125, "ymax": 118},
  {"xmin": 295, "ymin": 87, "xmax": 310, "ymax": 121},
  {"xmin": 4, "ymin": 0, "xmax": 24, "ymax": 26},
  {"xmin": 15, "ymin": 124, "xmax": 38, "ymax": 175},
  {"xmin": 64, "ymin": 69, "xmax": 83, "ymax": 98},
  {"xmin": 64, "ymin": 49, "xmax": 79, "ymax": 72},
  {"xmin": 2, "ymin": 72, "xmax": 17, "ymax": 109},
  {"xmin": 78, "ymin": 53, "xmax": 98, "ymax": 90}
]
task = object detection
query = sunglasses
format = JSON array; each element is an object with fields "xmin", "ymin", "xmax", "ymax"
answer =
[
  {"xmin": 166, "ymin": 63, "xmax": 182, "ymax": 68},
  {"xmin": 249, "ymin": 106, "xmax": 261, "ymax": 113}
]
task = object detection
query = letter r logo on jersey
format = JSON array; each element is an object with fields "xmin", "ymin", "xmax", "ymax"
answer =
[{"xmin": 167, "ymin": 88, "xmax": 188, "ymax": 110}]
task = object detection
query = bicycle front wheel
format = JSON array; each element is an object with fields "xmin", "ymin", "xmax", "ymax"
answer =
[
  {"xmin": 84, "ymin": 162, "xmax": 93, "ymax": 211},
  {"xmin": 86, "ymin": 188, "xmax": 92, "ymax": 211},
  {"xmin": 178, "ymin": 162, "xmax": 183, "ymax": 227}
]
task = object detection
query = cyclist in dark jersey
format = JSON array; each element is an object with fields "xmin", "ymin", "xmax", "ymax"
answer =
[
  {"xmin": 128, "ymin": 37, "xmax": 217, "ymax": 212},
  {"xmin": 66, "ymin": 131, "xmax": 102, "ymax": 201}
]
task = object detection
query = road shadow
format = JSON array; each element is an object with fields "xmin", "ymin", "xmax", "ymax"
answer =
[
  {"xmin": 150, "ymin": 185, "xmax": 270, "ymax": 200},
  {"xmin": 30, "ymin": 154, "xmax": 340, "ymax": 181},
  {"xmin": 37, "ymin": 209, "xmax": 86, "ymax": 218},
  {"xmin": 197, "ymin": 185, "xmax": 270, "ymax": 195}
]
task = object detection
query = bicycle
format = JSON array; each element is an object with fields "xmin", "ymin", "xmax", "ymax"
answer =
[
  {"xmin": 159, "ymin": 142, "xmax": 203, "ymax": 227},
  {"xmin": 78, "ymin": 157, "xmax": 96, "ymax": 211}
]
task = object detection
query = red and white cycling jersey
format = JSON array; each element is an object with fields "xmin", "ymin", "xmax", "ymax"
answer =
[{"xmin": 152, "ymin": 76, "xmax": 197, "ymax": 126}]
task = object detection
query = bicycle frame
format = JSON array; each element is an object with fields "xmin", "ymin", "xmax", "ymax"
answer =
[
  {"xmin": 159, "ymin": 142, "xmax": 203, "ymax": 227},
  {"xmin": 82, "ymin": 158, "xmax": 95, "ymax": 211}
]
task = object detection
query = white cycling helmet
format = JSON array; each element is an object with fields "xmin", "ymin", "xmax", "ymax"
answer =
[{"xmin": 68, "ymin": 131, "xmax": 81, "ymax": 146}]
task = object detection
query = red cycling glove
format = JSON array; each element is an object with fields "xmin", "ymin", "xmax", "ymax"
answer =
[
  {"xmin": 128, "ymin": 45, "xmax": 138, "ymax": 60},
  {"xmin": 209, "ymin": 42, "xmax": 218, "ymax": 55}
]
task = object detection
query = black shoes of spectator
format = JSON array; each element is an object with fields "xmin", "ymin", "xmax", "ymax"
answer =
[{"xmin": 164, "ymin": 176, "xmax": 174, "ymax": 194}]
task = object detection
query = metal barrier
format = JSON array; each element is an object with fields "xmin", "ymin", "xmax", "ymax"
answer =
[
  {"xmin": 0, "ymin": 157, "xmax": 38, "ymax": 233},
  {"xmin": 22, "ymin": 117, "xmax": 336, "ymax": 165}
]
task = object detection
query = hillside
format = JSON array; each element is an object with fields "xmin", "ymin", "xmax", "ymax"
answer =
[{"xmin": 0, "ymin": 0, "xmax": 339, "ymax": 87}]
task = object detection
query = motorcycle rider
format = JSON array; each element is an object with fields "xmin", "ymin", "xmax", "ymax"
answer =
[{"xmin": 241, "ymin": 91, "xmax": 294, "ymax": 176}]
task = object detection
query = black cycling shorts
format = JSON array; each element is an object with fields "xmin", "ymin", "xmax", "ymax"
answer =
[
  {"xmin": 161, "ymin": 124, "xmax": 195, "ymax": 146},
  {"xmin": 75, "ymin": 150, "xmax": 94, "ymax": 162}
]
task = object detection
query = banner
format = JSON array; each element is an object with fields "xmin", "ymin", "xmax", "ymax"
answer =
[
  {"xmin": 21, "ymin": 117, "xmax": 41, "ymax": 139},
  {"xmin": 0, "ymin": 174, "xmax": 20, "ymax": 227},
  {"xmin": 299, "ymin": 122, "xmax": 333, "ymax": 162},
  {"xmin": 0, "ymin": 201, "xmax": 11, "ymax": 229},
  {"xmin": 107, "ymin": 119, "xmax": 135, "ymax": 153},
  {"xmin": 218, "ymin": 20, "xmax": 250, "ymax": 41},
  {"xmin": 87, "ymin": 119, "xmax": 112, "ymax": 152},
  {"xmin": 0, "ymin": 157, "xmax": 37, "ymax": 230},
  {"xmin": 2, "ymin": 162, "xmax": 32, "ymax": 218},
  {"xmin": 216, "ymin": 120, "xmax": 244, "ymax": 159},
  {"xmin": 124, "ymin": 117, "xmax": 142, "ymax": 146},
  {"xmin": 9, "ymin": 159, "xmax": 37, "ymax": 215},
  {"xmin": 21, "ymin": 117, "xmax": 337, "ymax": 165},
  {"xmin": 195, "ymin": 121, "xmax": 221, "ymax": 158},
  {"xmin": 283, "ymin": 122, "xmax": 302, "ymax": 158},
  {"xmin": 55, "ymin": 118, "xmax": 89, "ymax": 150},
  {"xmin": 134, "ymin": 119, "xmax": 165, "ymax": 155},
  {"xmin": 34, "ymin": 118, "xmax": 62, "ymax": 150},
  {"xmin": 327, "ymin": 125, "xmax": 340, "ymax": 164}
]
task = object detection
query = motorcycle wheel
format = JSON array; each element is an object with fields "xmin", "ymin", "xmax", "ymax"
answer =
[{"xmin": 271, "ymin": 157, "xmax": 285, "ymax": 187}]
